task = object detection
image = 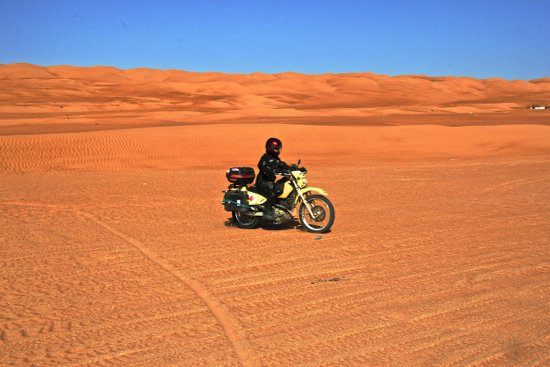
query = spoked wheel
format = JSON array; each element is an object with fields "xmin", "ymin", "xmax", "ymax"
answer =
[
  {"xmin": 299, "ymin": 195, "xmax": 335, "ymax": 233},
  {"xmin": 232, "ymin": 211, "xmax": 261, "ymax": 229}
]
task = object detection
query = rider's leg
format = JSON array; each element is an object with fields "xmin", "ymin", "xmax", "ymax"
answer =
[
  {"xmin": 259, "ymin": 181, "xmax": 277, "ymax": 220},
  {"xmin": 263, "ymin": 191, "xmax": 278, "ymax": 220}
]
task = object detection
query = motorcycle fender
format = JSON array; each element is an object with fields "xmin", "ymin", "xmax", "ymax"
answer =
[{"xmin": 301, "ymin": 187, "xmax": 328, "ymax": 196}]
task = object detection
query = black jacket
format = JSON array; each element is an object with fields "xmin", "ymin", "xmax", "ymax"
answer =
[{"xmin": 257, "ymin": 152, "xmax": 289, "ymax": 184}]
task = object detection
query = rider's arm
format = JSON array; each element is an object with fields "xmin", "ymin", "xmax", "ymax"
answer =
[{"xmin": 277, "ymin": 160, "xmax": 290, "ymax": 173}]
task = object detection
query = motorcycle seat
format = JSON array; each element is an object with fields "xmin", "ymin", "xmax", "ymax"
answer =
[{"xmin": 247, "ymin": 185, "xmax": 260, "ymax": 194}]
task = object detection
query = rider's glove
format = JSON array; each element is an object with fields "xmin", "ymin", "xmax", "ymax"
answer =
[{"xmin": 290, "ymin": 164, "xmax": 298, "ymax": 171}]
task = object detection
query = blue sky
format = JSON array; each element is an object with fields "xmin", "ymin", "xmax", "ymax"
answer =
[{"xmin": 1, "ymin": 0, "xmax": 549, "ymax": 80}]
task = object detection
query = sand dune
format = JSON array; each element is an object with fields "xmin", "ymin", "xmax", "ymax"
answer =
[
  {"xmin": 1, "ymin": 64, "xmax": 550, "ymax": 366},
  {"xmin": 1, "ymin": 63, "xmax": 549, "ymax": 135}
]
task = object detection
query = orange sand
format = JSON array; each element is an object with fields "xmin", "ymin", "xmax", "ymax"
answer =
[{"xmin": 1, "ymin": 64, "xmax": 550, "ymax": 366}]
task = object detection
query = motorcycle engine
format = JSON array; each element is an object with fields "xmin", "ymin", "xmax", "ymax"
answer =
[{"xmin": 273, "ymin": 208, "xmax": 292, "ymax": 225}]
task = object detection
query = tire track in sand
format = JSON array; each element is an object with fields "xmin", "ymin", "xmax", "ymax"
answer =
[
  {"xmin": 75, "ymin": 210, "xmax": 253, "ymax": 367},
  {"xmin": 1, "ymin": 202, "xmax": 252, "ymax": 367}
]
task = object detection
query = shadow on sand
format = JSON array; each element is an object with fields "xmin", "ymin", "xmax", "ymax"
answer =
[
  {"xmin": 223, "ymin": 218, "xmax": 299, "ymax": 231},
  {"xmin": 224, "ymin": 218, "xmax": 331, "ymax": 234}
]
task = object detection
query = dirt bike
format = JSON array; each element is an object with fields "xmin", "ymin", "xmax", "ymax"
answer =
[{"xmin": 222, "ymin": 160, "xmax": 335, "ymax": 233}]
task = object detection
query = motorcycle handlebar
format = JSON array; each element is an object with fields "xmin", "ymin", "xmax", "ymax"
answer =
[
  {"xmin": 275, "ymin": 162, "xmax": 307, "ymax": 176},
  {"xmin": 275, "ymin": 169, "xmax": 307, "ymax": 176}
]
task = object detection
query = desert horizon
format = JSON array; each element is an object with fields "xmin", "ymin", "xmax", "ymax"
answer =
[
  {"xmin": 1, "ymin": 63, "xmax": 550, "ymax": 366},
  {"xmin": 2, "ymin": 63, "xmax": 550, "ymax": 135}
]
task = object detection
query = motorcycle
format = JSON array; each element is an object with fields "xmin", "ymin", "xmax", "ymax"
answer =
[{"xmin": 222, "ymin": 160, "xmax": 335, "ymax": 233}]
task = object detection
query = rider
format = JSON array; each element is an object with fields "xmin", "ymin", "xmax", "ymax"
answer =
[{"xmin": 256, "ymin": 137, "xmax": 290, "ymax": 220}]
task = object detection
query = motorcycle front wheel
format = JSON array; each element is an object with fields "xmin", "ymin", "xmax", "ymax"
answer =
[
  {"xmin": 299, "ymin": 194, "xmax": 335, "ymax": 233},
  {"xmin": 232, "ymin": 211, "xmax": 261, "ymax": 229}
]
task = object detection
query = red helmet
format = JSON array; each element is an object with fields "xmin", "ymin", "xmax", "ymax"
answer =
[{"xmin": 265, "ymin": 137, "xmax": 282, "ymax": 157}]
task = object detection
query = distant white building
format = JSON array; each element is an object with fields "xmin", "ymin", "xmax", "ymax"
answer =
[{"xmin": 527, "ymin": 105, "xmax": 549, "ymax": 109}]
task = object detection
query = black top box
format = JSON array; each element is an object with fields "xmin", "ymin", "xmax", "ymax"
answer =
[{"xmin": 226, "ymin": 167, "xmax": 255, "ymax": 186}]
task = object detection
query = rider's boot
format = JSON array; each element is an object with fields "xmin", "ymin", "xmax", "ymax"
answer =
[
  {"xmin": 263, "ymin": 207, "xmax": 276, "ymax": 220},
  {"xmin": 261, "ymin": 187, "xmax": 278, "ymax": 221}
]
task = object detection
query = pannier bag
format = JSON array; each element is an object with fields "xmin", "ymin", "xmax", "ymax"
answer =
[
  {"xmin": 223, "ymin": 190, "xmax": 249, "ymax": 212},
  {"xmin": 226, "ymin": 167, "xmax": 255, "ymax": 186}
]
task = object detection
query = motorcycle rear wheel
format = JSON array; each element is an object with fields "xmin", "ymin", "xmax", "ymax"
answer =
[
  {"xmin": 232, "ymin": 211, "xmax": 261, "ymax": 229},
  {"xmin": 299, "ymin": 195, "xmax": 335, "ymax": 233}
]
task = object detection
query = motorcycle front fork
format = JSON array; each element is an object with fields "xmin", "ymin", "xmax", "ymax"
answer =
[{"xmin": 293, "ymin": 181, "xmax": 315, "ymax": 218}]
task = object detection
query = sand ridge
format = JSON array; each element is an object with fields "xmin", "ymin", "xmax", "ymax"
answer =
[{"xmin": 1, "ymin": 123, "xmax": 549, "ymax": 173}]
